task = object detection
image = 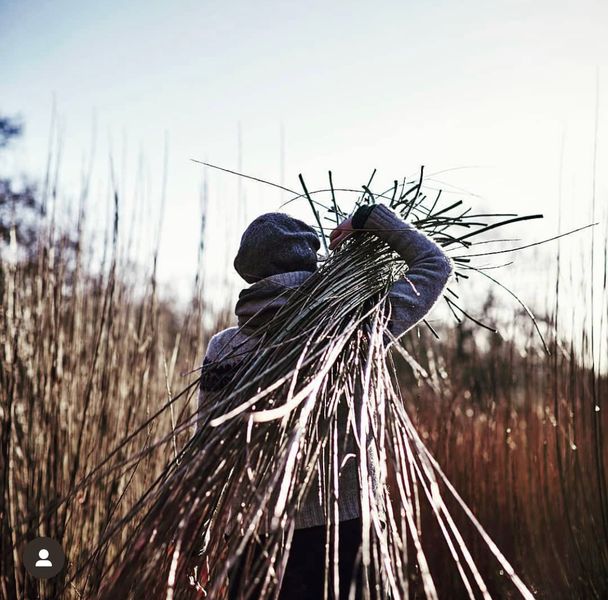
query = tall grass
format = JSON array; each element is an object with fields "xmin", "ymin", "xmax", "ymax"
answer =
[
  {"xmin": 0, "ymin": 189, "xmax": 218, "ymax": 598},
  {"xmin": 395, "ymin": 307, "xmax": 608, "ymax": 598}
]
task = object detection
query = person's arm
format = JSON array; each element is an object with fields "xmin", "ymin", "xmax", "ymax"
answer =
[
  {"xmin": 196, "ymin": 377, "xmax": 206, "ymax": 434},
  {"xmin": 196, "ymin": 356, "xmax": 212, "ymax": 434},
  {"xmin": 195, "ymin": 336, "xmax": 232, "ymax": 589},
  {"xmin": 196, "ymin": 334, "xmax": 221, "ymax": 433},
  {"xmin": 331, "ymin": 203, "xmax": 454, "ymax": 341}
]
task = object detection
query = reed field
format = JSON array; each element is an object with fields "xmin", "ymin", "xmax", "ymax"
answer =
[{"xmin": 1, "ymin": 157, "xmax": 607, "ymax": 599}]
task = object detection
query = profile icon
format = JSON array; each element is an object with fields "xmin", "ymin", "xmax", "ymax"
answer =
[
  {"xmin": 35, "ymin": 548, "xmax": 53, "ymax": 567},
  {"xmin": 22, "ymin": 537, "xmax": 65, "ymax": 579}
]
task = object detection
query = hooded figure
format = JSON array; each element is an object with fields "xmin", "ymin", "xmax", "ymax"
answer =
[{"xmin": 198, "ymin": 203, "xmax": 454, "ymax": 599}]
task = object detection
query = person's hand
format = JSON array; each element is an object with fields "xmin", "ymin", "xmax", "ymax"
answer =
[{"xmin": 329, "ymin": 217, "xmax": 355, "ymax": 250}]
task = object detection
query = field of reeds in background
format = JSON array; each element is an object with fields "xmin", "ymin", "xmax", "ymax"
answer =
[{"xmin": 1, "ymin": 155, "xmax": 607, "ymax": 599}]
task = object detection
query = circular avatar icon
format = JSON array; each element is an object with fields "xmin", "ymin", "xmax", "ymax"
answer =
[{"xmin": 22, "ymin": 537, "xmax": 66, "ymax": 579}]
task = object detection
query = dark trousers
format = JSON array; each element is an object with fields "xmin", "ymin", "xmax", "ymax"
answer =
[{"xmin": 228, "ymin": 517, "xmax": 363, "ymax": 600}]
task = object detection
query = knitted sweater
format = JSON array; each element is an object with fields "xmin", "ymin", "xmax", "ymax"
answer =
[{"xmin": 197, "ymin": 204, "xmax": 454, "ymax": 529}]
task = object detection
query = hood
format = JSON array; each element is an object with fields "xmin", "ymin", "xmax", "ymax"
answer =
[{"xmin": 233, "ymin": 212, "xmax": 320, "ymax": 283}]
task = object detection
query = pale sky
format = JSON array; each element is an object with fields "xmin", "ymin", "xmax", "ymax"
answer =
[{"xmin": 1, "ymin": 0, "xmax": 607, "ymax": 366}]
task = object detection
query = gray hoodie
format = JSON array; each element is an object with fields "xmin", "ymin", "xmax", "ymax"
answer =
[{"xmin": 197, "ymin": 204, "xmax": 454, "ymax": 529}]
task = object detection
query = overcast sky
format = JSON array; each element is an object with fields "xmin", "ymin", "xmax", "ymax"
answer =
[{"xmin": 1, "ymin": 0, "xmax": 607, "ymax": 364}]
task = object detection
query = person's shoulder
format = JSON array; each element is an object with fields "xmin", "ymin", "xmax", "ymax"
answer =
[
  {"xmin": 205, "ymin": 326, "xmax": 255, "ymax": 362},
  {"xmin": 209, "ymin": 326, "xmax": 240, "ymax": 344},
  {"xmin": 205, "ymin": 326, "xmax": 239, "ymax": 359}
]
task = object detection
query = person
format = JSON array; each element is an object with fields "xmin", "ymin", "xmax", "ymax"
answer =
[
  {"xmin": 197, "ymin": 203, "xmax": 454, "ymax": 599},
  {"xmin": 35, "ymin": 548, "xmax": 53, "ymax": 567}
]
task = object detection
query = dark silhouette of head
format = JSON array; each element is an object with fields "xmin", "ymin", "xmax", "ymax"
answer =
[{"xmin": 234, "ymin": 212, "xmax": 320, "ymax": 283}]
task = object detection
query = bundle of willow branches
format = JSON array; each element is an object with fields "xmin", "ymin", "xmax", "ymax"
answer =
[
  {"xmin": 22, "ymin": 165, "xmax": 582, "ymax": 600},
  {"xmin": 78, "ymin": 169, "xmax": 550, "ymax": 600}
]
